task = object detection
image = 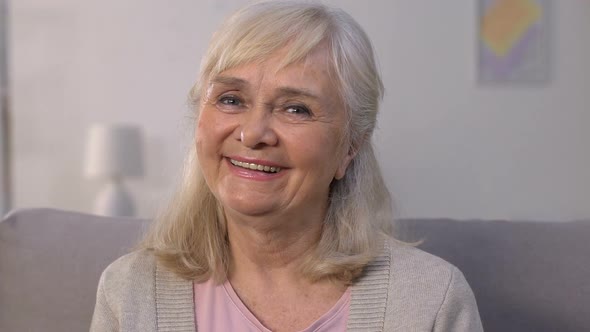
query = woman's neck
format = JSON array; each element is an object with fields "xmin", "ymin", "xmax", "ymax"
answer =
[
  {"xmin": 225, "ymin": 210, "xmax": 323, "ymax": 282},
  {"xmin": 232, "ymin": 217, "xmax": 320, "ymax": 264},
  {"xmin": 223, "ymin": 211, "xmax": 349, "ymax": 332}
]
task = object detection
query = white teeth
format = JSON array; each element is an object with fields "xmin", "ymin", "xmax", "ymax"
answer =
[{"xmin": 230, "ymin": 159, "xmax": 282, "ymax": 173}]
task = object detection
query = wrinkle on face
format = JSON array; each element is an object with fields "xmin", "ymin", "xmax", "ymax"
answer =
[{"xmin": 195, "ymin": 43, "xmax": 353, "ymax": 221}]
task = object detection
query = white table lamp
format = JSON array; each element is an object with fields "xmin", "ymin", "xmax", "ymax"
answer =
[{"xmin": 84, "ymin": 124, "xmax": 144, "ymax": 217}]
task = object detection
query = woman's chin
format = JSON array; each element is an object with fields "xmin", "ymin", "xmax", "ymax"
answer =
[{"xmin": 220, "ymin": 195, "xmax": 282, "ymax": 219}]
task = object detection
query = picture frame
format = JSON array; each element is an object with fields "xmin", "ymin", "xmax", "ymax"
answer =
[{"xmin": 478, "ymin": 0, "xmax": 551, "ymax": 84}]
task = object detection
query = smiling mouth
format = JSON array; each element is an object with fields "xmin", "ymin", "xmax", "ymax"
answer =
[{"xmin": 229, "ymin": 159, "xmax": 282, "ymax": 173}]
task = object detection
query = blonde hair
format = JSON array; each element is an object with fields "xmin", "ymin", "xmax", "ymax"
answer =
[{"xmin": 141, "ymin": 0, "xmax": 393, "ymax": 284}]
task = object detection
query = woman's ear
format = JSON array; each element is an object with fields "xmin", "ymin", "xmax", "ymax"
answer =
[{"xmin": 334, "ymin": 147, "xmax": 357, "ymax": 180}]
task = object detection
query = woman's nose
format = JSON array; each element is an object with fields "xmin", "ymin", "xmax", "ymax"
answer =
[{"xmin": 238, "ymin": 106, "xmax": 278, "ymax": 148}]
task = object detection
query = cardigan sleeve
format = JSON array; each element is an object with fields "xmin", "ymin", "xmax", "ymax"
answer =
[
  {"xmin": 90, "ymin": 269, "xmax": 119, "ymax": 332},
  {"xmin": 432, "ymin": 266, "xmax": 483, "ymax": 332}
]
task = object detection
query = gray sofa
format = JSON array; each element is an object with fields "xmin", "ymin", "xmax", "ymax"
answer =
[{"xmin": 0, "ymin": 208, "xmax": 588, "ymax": 331}]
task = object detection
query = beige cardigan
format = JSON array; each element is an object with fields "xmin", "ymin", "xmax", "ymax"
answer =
[{"xmin": 90, "ymin": 239, "xmax": 483, "ymax": 331}]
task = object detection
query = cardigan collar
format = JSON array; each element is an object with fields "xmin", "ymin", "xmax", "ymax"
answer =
[{"xmin": 155, "ymin": 244, "xmax": 391, "ymax": 332}]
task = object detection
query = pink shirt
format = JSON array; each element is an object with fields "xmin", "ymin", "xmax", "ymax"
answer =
[{"xmin": 194, "ymin": 279, "xmax": 350, "ymax": 331}]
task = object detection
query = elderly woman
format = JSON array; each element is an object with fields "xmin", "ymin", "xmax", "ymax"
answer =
[{"xmin": 91, "ymin": 1, "xmax": 482, "ymax": 331}]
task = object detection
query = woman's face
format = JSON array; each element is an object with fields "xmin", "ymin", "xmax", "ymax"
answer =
[{"xmin": 196, "ymin": 45, "xmax": 354, "ymax": 221}]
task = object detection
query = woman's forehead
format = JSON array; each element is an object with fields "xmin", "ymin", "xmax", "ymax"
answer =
[
  {"xmin": 209, "ymin": 53, "xmax": 334, "ymax": 96},
  {"xmin": 210, "ymin": 39, "xmax": 332, "ymax": 78},
  {"xmin": 212, "ymin": 43, "xmax": 333, "ymax": 83}
]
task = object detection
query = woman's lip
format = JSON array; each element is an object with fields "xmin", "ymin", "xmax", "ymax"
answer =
[
  {"xmin": 227, "ymin": 157, "xmax": 283, "ymax": 173},
  {"xmin": 225, "ymin": 156, "xmax": 285, "ymax": 168},
  {"xmin": 225, "ymin": 158, "xmax": 286, "ymax": 179}
]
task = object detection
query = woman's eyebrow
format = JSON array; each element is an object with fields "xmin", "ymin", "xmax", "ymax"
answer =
[
  {"xmin": 209, "ymin": 75, "xmax": 248, "ymax": 88},
  {"xmin": 210, "ymin": 75, "xmax": 320, "ymax": 100},
  {"xmin": 276, "ymin": 87, "xmax": 319, "ymax": 100}
]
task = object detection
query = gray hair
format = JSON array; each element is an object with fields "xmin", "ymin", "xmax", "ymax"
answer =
[{"xmin": 142, "ymin": 0, "xmax": 393, "ymax": 283}]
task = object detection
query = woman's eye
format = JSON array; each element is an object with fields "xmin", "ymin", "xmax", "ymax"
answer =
[
  {"xmin": 218, "ymin": 96, "xmax": 242, "ymax": 106},
  {"xmin": 285, "ymin": 105, "xmax": 311, "ymax": 116}
]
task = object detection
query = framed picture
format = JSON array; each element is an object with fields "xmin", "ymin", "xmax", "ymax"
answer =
[{"xmin": 478, "ymin": 0, "xmax": 551, "ymax": 84}]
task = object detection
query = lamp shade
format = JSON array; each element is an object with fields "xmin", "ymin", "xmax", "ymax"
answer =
[{"xmin": 84, "ymin": 124, "xmax": 144, "ymax": 179}]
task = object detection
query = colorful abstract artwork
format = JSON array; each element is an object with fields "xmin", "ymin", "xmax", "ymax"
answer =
[{"xmin": 478, "ymin": 0, "xmax": 550, "ymax": 84}]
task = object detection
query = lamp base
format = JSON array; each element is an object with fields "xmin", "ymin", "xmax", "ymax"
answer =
[{"xmin": 94, "ymin": 180, "xmax": 135, "ymax": 217}]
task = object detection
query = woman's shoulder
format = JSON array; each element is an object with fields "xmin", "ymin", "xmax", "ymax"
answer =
[
  {"xmin": 386, "ymin": 238, "xmax": 459, "ymax": 280},
  {"xmin": 92, "ymin": 252, "xmax": 163, "ymax": 331},
  {"xmin": 373, "ymin": 238, "xmax": 482, "ymax": 331},
  {"xmin": 98, "ymin": 250, "xmax": 157, "ymax": 299},
  {"xmin": 381, "ymin": 238, "xmax": 473, "ymax": 298},
  {"xmin": 102, "ymin": 249, "xmax": 156, "ymax": 278},
  {"xmin": 356, "ymin": 237, "xmax": 469, "ymax": 299}
]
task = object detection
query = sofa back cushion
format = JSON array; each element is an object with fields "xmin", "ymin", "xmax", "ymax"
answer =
[
  {"xmin": 397, "ymin": 218, "xmax": 590, "ymax": 332},
  {"xmin": 0, "ymin": 208, "xmax": 147, "ymax": 332},
  {"xmin": 2, "ymin": 208, "xmax": 589, "ymax": 332}
]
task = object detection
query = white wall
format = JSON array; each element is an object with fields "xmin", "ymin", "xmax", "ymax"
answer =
[
  {"xmin": 0, "ymin": 0, "xmax": 9, "ymax": 215},
  {"xmin": 10, "ymin": 0, "xmax": 590, "ymax": 221}
]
